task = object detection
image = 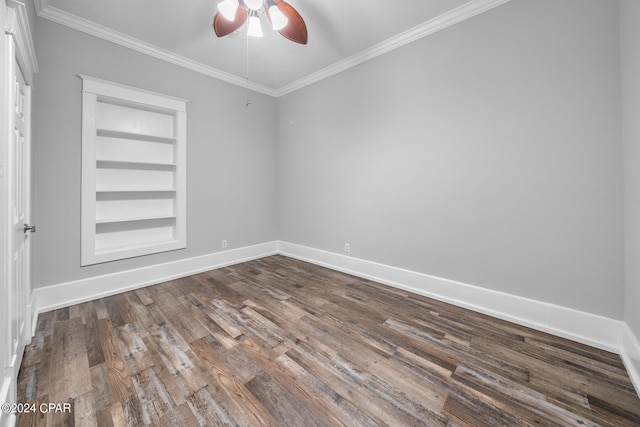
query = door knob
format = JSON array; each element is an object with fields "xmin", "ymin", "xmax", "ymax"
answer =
[{"xmin": 23, "ymin": 224, "xmax": 36, "ymax": 233}]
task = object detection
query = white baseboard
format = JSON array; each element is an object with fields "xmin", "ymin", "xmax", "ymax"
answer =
[
  {"xmin": 278, "ymin": 241, "xmax": 624, "ymax": 353},
  {"xmin": 33, "ymin": 241, "xmax": 279, "ymax": 314},
  {"xmin": 621, "ymin": 323, "xmax": 640, "ymax": 396},
  {"xmin": 30, "ymin": 239, "xmax": 634, "ymax": 385}
]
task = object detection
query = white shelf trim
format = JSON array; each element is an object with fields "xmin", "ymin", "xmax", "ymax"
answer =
[
  {"xmin": 96, "ymin": 128, "xmax": 177, "ymax": 144},
  {"xmin": 79, "ymin": 75, "xmax": 188, "ymax": 110},
  {"xmin": 96, "ymin": 215, "xmax": 177, "ymax": 224},
  {"xmin": 96, "ymin": 159, "xmax": 177, "ymax": 168},
  {"xmin": 92, "ymin": 242, "xmax": 185, "ymax": 264},
  {"xmin": 81, "ymin": 76, "xmax": 187, "ymax": 265},
  {"xmin": 95, "ymin": 188, "xmax": 177, "ymax": 193}
]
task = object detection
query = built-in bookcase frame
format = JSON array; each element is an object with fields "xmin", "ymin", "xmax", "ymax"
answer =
[{"xmin": 80, "ymin": 75, "xmax": 188, "ymax": 266}]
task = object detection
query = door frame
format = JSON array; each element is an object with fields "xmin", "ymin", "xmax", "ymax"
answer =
[{"xmin": 1, "ymin": 1, "xmax": 37, "ymax": 426}]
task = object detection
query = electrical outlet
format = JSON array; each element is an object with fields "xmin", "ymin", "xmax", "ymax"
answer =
[
  {"xmin": 222, "ymin": 240, "xmax": 227, "ymax": 249},
  {"xmin": 345, "ymin": 243, "xmax": 350, "ymax": 253}
]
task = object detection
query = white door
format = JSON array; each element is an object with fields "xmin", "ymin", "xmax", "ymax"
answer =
[
  {"xmin": 2, "ymin": 48, "xmax": 33, "ymax": 417},
  {"xmin": 1, "ymin": 2, "xmax": 37, "ymax": 425},
  {"xmin": 8, "ymin": 57, "xmax": 31, "ymax": 365}
]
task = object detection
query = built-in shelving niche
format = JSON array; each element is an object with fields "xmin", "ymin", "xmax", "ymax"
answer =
[{"xmin": 80, "ymin": 75, "xmax": 188, "ymax": 266}]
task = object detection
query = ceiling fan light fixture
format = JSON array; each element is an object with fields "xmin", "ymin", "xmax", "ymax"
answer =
[
  {"xmin": 268, "ymin": 4, "xmax": 288, "ymax": 30},
  {"xmin": 217, "ymin": 0, "xmax": 239, "ymax": 21},
  {"xmin": 247, "ymin": 14, "xmax": 263, "ymax": 37},
  {"xmin": 243, "ymin": 0, "xmax": 263, "ymax": 11},
  {"xmin": 213, "ymin": 0, "xmax": 307, "ymax": 44}
]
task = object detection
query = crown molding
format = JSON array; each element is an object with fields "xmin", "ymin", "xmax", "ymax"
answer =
[
  {"xmin": 34, "ymin": 0, "xmax": 278, "ymax": 97},
  {"xmin": 274, "ymin": 0, "xmax": 513, "ymax": 96},
  {"xmin": 35, "ymin": 0, "xmax": 512, "ymax": 98}
]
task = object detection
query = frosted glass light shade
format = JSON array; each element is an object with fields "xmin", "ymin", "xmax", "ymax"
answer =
[
  {"xmin": 268, "ymin": 5, "xmax": 288, "ymax": 30},
  {"xmin": 247, "ymin": 15, "xmax": 263, "ymax": 37},
  {"xmin": 244, "ymin": 0, "xmax": 263, "ymax": 11},
  {"xmin": 217, "ymin": 0, "xmax": 239, "ymax": 21}
]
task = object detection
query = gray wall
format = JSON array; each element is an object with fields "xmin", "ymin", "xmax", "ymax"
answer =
[
  {"xmin": 32, "ymin": 0, "xmax": 630, "ymax": 324},
  {"xmin": 32, "ymin": 19, "xmax": 278, "ymax": 288},
  {"xmin": 276, "ymin": 0, "xmax": 624, "ymax": 318},
  {"xmin": 622, "ymin": 0, "xmax": 640, "ymax": 341}
]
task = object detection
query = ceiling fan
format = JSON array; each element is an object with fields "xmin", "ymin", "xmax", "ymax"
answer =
[{"xmin": 213, "ymin": 0, "xmax": 308, "ymax": 44}]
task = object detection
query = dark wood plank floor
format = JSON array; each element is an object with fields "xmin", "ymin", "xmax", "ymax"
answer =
[{"xmin": 17, "ymin": 255, "xmax": 640, "ymax": 426}]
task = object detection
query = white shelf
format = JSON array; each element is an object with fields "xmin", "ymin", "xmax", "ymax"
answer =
[
  {"xmin": 94, "ymin": 239, "xmax": 182, "ymax": 257},
  {"xmin": 96, "ymin": 159, "xmax": 176, "ymax": 168},
  {"xmin": 95, "ymin": 100, "xmax": 176, "ymax": 140},
  {"xmin": 96, "ymin": 188, "xmax": 176, "ymax": 193},
  {"xmin": 96, "ymin": 191, "xmax": 175, "ymax": 223},
  {"xmin": 96, "ymin": 214, "xmax": 177, "ymax": 224},
  {"xmin": 81, "ymin": 75, "xmax": 187, "ymax": 266},
  {"xmin": 96, "ymin": 132, "xmax": 175, "ymax": 165},
  {"xmin": 96, "ymin": 128, "xmax": 176, "ymax": 144}
]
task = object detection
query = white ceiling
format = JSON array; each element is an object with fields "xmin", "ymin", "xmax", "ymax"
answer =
[{"xmin": 35, "ymin": 0, "xmax": 512, "ymax": 96}]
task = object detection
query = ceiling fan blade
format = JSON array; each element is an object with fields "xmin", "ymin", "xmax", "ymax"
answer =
[
  {"xmin": 213, "ymin": 7, "xmax": 247, "ymax": 38},
  {"xmin": 272, "ymin": 1, "xmax": 308, "ymax": 45}
]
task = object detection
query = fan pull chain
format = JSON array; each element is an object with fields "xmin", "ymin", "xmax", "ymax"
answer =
[{"xmin": 245, "ymin": 31, "xmax": 252, "ymax": 108}]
